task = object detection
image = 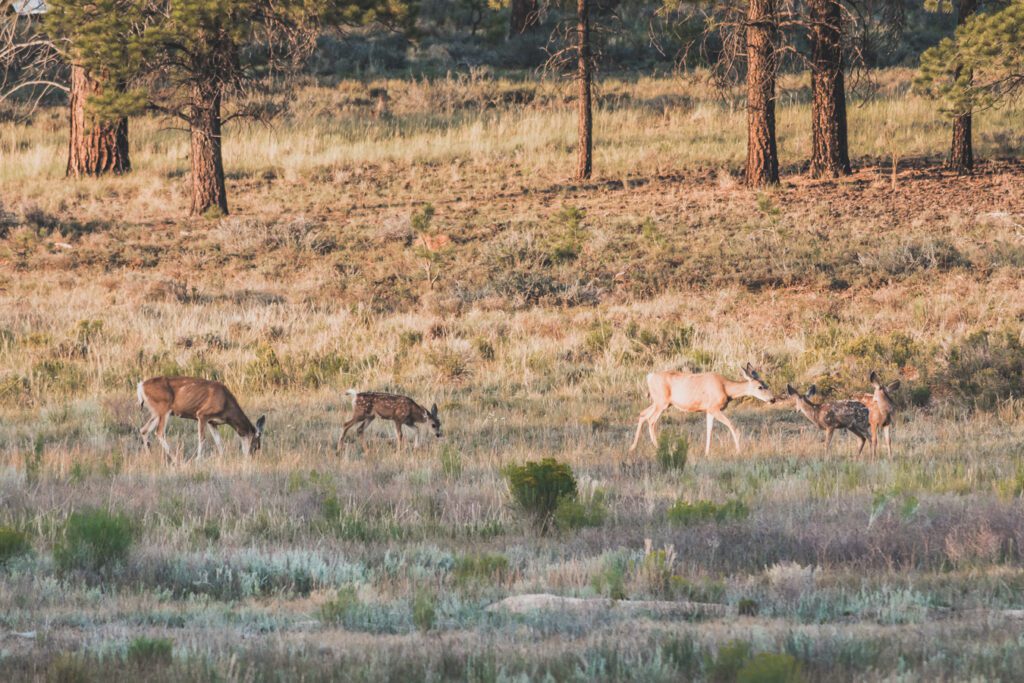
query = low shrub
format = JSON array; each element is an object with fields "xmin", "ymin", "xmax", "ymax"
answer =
[
  {"xmin": 707, "ymin": 640, "xmax": 753, "ymax": 683},
  {"xmin": 126, "ymin": 637, "xmax": 173, "ymax": 667},
  {"xmin": 320, "ymin": 585, "xmax": 361, "ymax": 624},
  {"xmin": 0, "ymin": 527, "xmax": 31, "ymax": 566},
  {"xmin": 656, "ymin": 433, "xmax": 688, "ymax": 472},
  {"xmin": 554, "ymin": 489, "xmax": 607, "ymax": 530},
  {"xmin": 668, "ymin": 499, "xmax": 749, "ymax": 526},
  {"xmin": 737, "ymin": 653, "xmax": 804, "ymax": 683},
  {"xmin": 53, "ymin": 508, "xmax": 134, "ymax": 574},
  {"xmin": 503, "ymin": 458, "xmax": 577, "ymax": 533},
  {"xmin": 944, "ymin": 329, "xmax": 1024, "ymax": 410},
  {"xmin": 412, "ymin": 589, "xmax": 437, "ymax": 633},
  {"xmin": 453, "ymin": 553, "xmax": 509, "ymax": 586}
]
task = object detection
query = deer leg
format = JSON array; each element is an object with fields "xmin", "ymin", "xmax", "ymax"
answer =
[
  {"xmin": 206, "ymin": 424, "xmax": 224, "ymax": 457},
  {"xmin": 705, "ymin": 412, "xmax": 714, "ymax": 457},
  {"xmin": 824, "ymin": 427, "xmax": 834, "ymax": 454},
  {"xmin": 394, "ymin": 420, "xmax": 404, "ymax": 450},
  {"xmin": 622, "ymin": 405, "xmax": 655, "ymax": 454},
  {"xmin": 856, "ymin": 432, "xmax": 867, "ymax": 457},
  {"xmin": 155, "ymin": 413, "xmax": 171, "ymax": 460},
  {"xmin": 713, "ymin": 411, "xmax": 742, "ymax": 454},
  {"xmin": 355, "ymin": 419, "xmax": 372, "ymax": 449},
  {"xmin": 195, "ymin": 417, "xmax": 207, "ymax": 460},
  {"xmin": 646, "ymin": 404, "xmax": 669, "ymax": 447},
  {"xmin": 140, "ymin": 414, "xmax": 159, "ymax": 449},
  {"xmin": 870, "ymin": 423, "xmax": 879, "ymax": 460},
  {"xmin": 339, "ymin": 416, "xmax": 361, "ymax": 448},
  {"xmin": 884, "ymin": 425, "xmax": 892, "ymax": 459}
]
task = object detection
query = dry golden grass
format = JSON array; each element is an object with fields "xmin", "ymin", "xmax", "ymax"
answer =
[{"xmin": 0, "ymin": 69, "xmax": 1023, "ymax": 681}]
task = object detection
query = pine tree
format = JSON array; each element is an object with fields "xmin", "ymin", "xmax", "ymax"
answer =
[
  {"xmin": 917, "ymin": 1, "xmax": 1024, "ymax": 171},
  {"xmin": 46, "ymin": 0, "xmax": 412, "ymax": 216}
]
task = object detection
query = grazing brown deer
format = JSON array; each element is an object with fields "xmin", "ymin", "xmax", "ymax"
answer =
[
  {"xmin": 859, "ymin": 371, "xmax": 901, "ymax": 459},
  {"xmin": 787, "ymin": 384, "xmax": 871, "ymax": 455},
  {"xmin": 629, "ymin": 363, "xmax": 777, "ymax": 457},
  {"xmin": 138, "ymin": 377, "xmax": 265, "ymax": 460},
  {"xmin": 339, "ymin": 390, "xmax": 442, "ymax": 450}
]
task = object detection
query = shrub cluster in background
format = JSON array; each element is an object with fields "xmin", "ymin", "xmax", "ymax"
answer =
[{"xmin": 53, "ymin": 508, "xmax": 134, "ymax": 574}]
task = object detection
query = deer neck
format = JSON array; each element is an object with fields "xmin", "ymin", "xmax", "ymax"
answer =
[
  {"xmin": 795, "ymin": 400, "xmax": 823, "ymax": 427},
  {"xmin": 723, "ymin": 379, "xmax": 756, "ymax": 401},
  {"xmin": 227, "ymin": 408, "xmax": 255, "ymax": 437}
]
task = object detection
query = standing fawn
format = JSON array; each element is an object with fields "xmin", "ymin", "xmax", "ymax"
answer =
[
  {"xmin": 138, "ymin": 376, "xmax": 265, "ymax": 460},
  {"xmin": 340, "ymin": 390, "xmax": 442, "ymax": 450},
  {"xmin": 787, "ymin": 384, "xmax": 871, "ymax": 455},
  {"xmin": 629, "ymin": 363, "xmax": 777, "ymax": 457},
  {"xmin": 859, "ymin": 371, "xmax": 901, "ymax": 459}
]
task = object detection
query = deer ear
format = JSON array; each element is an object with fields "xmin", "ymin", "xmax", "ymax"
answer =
[
  {"xmin": 786, "ymin": 384, "xmax": 796, "ymax": 396},
  {"xmin": 869, "ymin": 370, "xmax": 880, "ymax": 386},
  {"xmin": 430, "ymin": 403, "xmax": 438, "ymax": 417},
  {"xmin": 807, "ymin": 385, "xmax": 817, "ymax": 397},
  {"xmin": 887, "ymin": 380, "xmax": 901, "ymax": 392},
  {"xmin": 255, "ymin": 415, "xmax": 266, "ymax": 434}
]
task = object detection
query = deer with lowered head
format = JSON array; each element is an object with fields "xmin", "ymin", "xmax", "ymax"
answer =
[
  {"xmin": 859, "ymin": 371, "xmax": 901, "ymax": 459},
  {"xmin": 629, "ymin": 363, "xmax": 777, "ymax": 457},
  {"xmin": 339, "ymin": 390, "xmax": 442, "ymax": 450},
  {"xmin": 138, "ymin": 376, "xmax": 265, "ymax": 461},
  {"xmin": 787, "ymin": 383, "xmax": 871, "ymax": 455}
]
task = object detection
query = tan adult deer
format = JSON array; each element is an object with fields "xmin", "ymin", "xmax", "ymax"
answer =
[
  {"xmin": 339, "ymin": 389, "xmax": 442, "ymax": 450},
  {"xmin": 787, "ymin": 384, "xmax": 871, "ymax": 455},
  {"xmin": 629, "ymin": 363, "xmax": 777, "ymax": 457},
  {"xmin": 138, "ymin": 377, "xmax": 265, "ymax": 460},
  {"xmin": 859, "ymin": 371, "xmax": 900, "ymax": 459}
]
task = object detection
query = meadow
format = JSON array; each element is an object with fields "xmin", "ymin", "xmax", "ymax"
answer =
[{"xmin": 1, "ymin": 68, "xmax": 1024, "ymax": 681}]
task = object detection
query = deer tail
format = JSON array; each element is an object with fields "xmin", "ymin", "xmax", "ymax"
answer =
[
  {"xmin": 345, "ymin": 388, "xmax": 359, "ymax": 409},
  {"xmin": 136, "ymin": 381, "xmax": 147, "ymax": 409}
]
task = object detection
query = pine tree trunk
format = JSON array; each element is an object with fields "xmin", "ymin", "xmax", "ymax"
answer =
[
  {"xmin": 67, "ymin": 65, "xmax": 130, "ymax": 177},
  {"xmin": 950, "ymin": 0, "xmax": 979, "ymax": 175},
  {"xmin": 808, "ymin": 0, "xmax": 851, "ymax": 178},
  {"xmin": 576, "ymin": 0, "xmax": 593, "ymax": 181},
  {"xmin": 189, "ymin": 82, "xmax": 228, "ymax": 216},
  {"xmin": 510, "ymin": 0, "xmax": 539, "ymax": 36},
  {"xmin": 950, "ymin": 112, "xmax": 972, "ymax": 174},
  {"xmin": 745, "ymin": 0, "xmax": 779, "ymax": 186}
]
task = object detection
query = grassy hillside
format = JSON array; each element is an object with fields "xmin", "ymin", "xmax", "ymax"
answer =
[{"xmin": 0, "ymin": 69, "xmax": 1023, "ymax": 680}]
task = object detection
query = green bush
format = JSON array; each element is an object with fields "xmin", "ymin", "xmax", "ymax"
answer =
[
  {"xmin": 737, "ymin": 653, "xmax": 804, "ymax": 683},
  {"xmin": 0, "ymin": 527, "xmax": 31, "ymax": 565},
  {"xmin": 591, "ymin": 553, "xmax": 629, "ymax": 600},
  {"xmin": 667, "ymin": 499, "xmax": 749, "ymax": 526},
  {"xmin": 944, "ymin": 330, "xmax": 1024, "ymax": 410},
  {"xmin": 656, "ymin": 433, "xmax": 688, "ymax": 472},
  {"xmin": 453, "ymin": 553, "xmax": 509, "ymax": 586},
  {"xmin": 707, "ymin": 640, "xmax": 752, "ymax": 683},
  {"xmin": 553, "ymin": 489, "xmax": 607, "ymax": 530},
  {"xmin": 319, "ymin": 585, "xmax": 361, "ymax": 624},
  {"xmin": 412, "ymin": 589, "xmax": 437, "ymax": 633},
  {"xmin": 53, "ymin": 508, "xmax": 134, "ymax": 573},
  {"xmin": 909, "ymin": 385, "xmax": 932, "ymax": 408},
  {"xmin": 126, "ymin": 637, "xmax": 173, "ymax": 667},
  {"xmin": 503, "ymin": 458, "xmax": 577, "ymax": 533}
]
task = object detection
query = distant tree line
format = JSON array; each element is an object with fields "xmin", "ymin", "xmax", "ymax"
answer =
[{"xmin": 1, "ymin": 0, "xmax": 1021, "ymax": 215}]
